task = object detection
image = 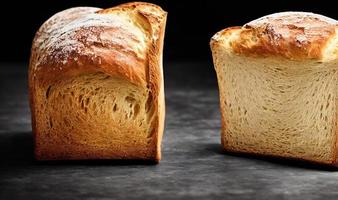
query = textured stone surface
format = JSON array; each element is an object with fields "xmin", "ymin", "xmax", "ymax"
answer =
[{"xmin": 1, "ymin": 62, "xmax": 338, "ymax": 199}]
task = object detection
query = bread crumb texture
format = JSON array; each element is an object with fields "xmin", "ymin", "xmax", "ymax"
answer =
[{"xmin": 35, "ymin": 73, "xmax": 156, "ymax": 159}]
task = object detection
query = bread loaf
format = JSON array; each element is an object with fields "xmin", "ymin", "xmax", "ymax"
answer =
[
  {"xmin": 29, "ymin": 2, "xmax": 167, "ymax": 162},
  {"xmin": 211, "ymin": 12, "xmax": 338, "ymax": 165}
]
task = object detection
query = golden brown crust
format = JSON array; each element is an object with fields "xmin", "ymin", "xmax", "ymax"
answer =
[
  {"xmin": 30, "ymin": 3, "xmax": 166, "ymax": 86},
  {"xmin": 211, "ymin": 12, "xmax": 337, "ymax": 60},
  {"xmin": 29, "ymin": 2, "xmax": 167, "ymax": 161}
]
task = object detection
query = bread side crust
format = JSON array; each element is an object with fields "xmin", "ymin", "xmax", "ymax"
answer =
[
  {"xmin": 210, "ymin": 27, "xmax": 241, "ymax": 149},
  {"xmin": 29, "ymin": 2, "xmax": 167, "ymax": 161},
  {"xmin": 128, "ymin": 2, "xmax": 167, "ymax": 161},
  {"xmin": 211, "ymin": 12, "xmax": 337, "ymax": 61}
]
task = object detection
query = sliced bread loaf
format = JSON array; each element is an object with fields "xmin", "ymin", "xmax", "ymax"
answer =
[
  {"xmin": 211, "ymin": 12, "xmax": 338, "ymax": 165},
  {"xmin": 29, "ymin": 2, "xmax": 167, "ymax": 162}
]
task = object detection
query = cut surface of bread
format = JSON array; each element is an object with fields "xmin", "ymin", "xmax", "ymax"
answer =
[
  {"xmin": 36, "ymin": 72, "xmax": 156, "ymax": 160},
  {"xmin": 29, "ymin": 2, "xmax": 167, "ymax": 161},
  {"xmin": 211, "ymin": 12, "xmax": 338, "ymax": 165}
]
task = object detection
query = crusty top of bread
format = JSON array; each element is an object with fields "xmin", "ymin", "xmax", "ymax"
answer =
[
  {"xmin": 30, "ymin": 2, "xmax": 167, "ymax": 86},
  {"xmin": 211, "ymin": 12, "xmax": 337, "ymax": 61}
]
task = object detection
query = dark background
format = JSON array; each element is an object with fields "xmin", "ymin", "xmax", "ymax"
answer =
[{"xmin": 1, "ymin": 0, "xmax": 337, "ymax": 64}]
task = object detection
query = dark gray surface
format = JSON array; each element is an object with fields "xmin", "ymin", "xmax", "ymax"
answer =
[{"xmin": 1, "ymin": 62, "xmax": 338, "ymax": 200}]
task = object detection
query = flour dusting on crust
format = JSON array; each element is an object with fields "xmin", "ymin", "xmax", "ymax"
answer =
[{"xmin": 32, "ymin": 6, "xmax": 149, "ymax": 69}]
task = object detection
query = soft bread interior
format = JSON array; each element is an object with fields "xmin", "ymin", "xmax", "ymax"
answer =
[
  {"xmin": 34, "ymin": 72, "xmax": 156, "ymax": 159},
  {"xmin": 213, "ymin": 46, "xmax": 338, "ymax": 163}
]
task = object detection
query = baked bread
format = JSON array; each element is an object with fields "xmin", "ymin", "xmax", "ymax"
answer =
[
  {"xmin": 211, "ymin": 12, "xmax": 338, "ymax": 165},
  {"xmin": 29, "ymin": 2, "xmax": 167, "ymax": 162}
]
